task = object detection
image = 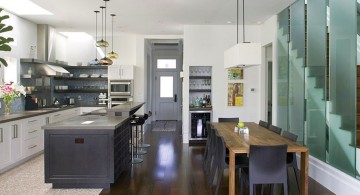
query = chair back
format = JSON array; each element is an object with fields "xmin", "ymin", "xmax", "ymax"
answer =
[
  {"xmin": 219, "ymin": 117, "xmax": 239, "ymax": 122},
  {"xmin": 249, "ymin": 144, "xmax": 288, "ymax": 184},
  {"xmin": 268, "ymin": 124, "xmax": 282, "ymax": 135},
  {"xmin": 259, "ymin": 120, "xmax": 269, "ymax": 128},
  {"xmin": 282, "ymin": 131, "xmax": 298, "ymax": 142}
]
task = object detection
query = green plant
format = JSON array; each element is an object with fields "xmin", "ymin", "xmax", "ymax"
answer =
[{"xmin": 0, "ymin": 8, "xmax": 14, "ymax": 67}]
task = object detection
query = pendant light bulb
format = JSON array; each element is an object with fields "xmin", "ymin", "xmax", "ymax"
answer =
[
  {"xmin": 96, "ymin": 6, "xmax": 109, "ymax": 47},
  {"xmin": 107, "ymin": 14, "xmax": 118, "ymax": 59}
]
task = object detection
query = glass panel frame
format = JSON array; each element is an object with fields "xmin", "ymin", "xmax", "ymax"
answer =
[{"xmin": 328, "ymin": 0, "xmax": 357, "ymax": 176}]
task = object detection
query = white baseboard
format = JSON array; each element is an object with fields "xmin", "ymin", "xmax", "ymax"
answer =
[{"xmin": 307, "ymin": 155, "xmax": 360, "ymax": 195}]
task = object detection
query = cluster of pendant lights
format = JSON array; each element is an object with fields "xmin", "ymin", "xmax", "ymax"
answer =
[{"xmin": 94, "ymin": 0, "xmax": 118, "ymax": 65}]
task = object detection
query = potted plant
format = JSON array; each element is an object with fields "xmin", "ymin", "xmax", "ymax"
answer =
[{"xmin": 0, "ymin": 8, "xmax": 14, "ymax": 67}]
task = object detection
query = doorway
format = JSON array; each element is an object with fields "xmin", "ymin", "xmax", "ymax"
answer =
[
  {"xmin": 265, "ymin": 44, "xmax": 273, "ymax": 124},
  {"xmin": 146, "ymin": 39, "xmax": 183, "ymax": 121}
]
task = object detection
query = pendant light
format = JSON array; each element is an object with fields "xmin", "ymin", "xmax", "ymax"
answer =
[
  {"xmin": 224, "ymin": 0, "xmax": 261, "ymax": 68},
  {"xmin": 107, "ymin": 14, "xmax": 119, "ymax": 59},
  {"xmin": 90, "ymin": 10, "xmax": 100, "ymax": 65},
  {"xmin": 99, "ymin": 0, "xmax": 113, "ymax": 65},
  {"xmin": 96, "ymin": 6, "xmax": 109, "ymax": 47}
]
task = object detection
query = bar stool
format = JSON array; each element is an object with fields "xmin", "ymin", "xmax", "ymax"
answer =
[
  {"xmin": 129, "ymin": 117, "xmax": 144, "ymax": 164},
  {"xmin": 133, "ymin": 111, "xmax": 152, "ymax": 148}
]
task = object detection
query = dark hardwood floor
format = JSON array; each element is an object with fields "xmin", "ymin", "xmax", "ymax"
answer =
[{"xmin": 100, "ymin": 121, "xmax": 334, "ymax": 195}]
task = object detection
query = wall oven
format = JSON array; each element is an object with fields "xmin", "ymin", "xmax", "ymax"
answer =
[{"xmin": 108, "ymin": 80, "xmax": 133, "ymax": 97}]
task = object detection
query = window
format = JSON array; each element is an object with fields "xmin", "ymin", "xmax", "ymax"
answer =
[
  {"xmin": 157, "ymin": 59, "xmax": 176, "ymax": 69},
  {"xmin": 160, "ymin": 76, "xmax": 173, "ymax": 97}
]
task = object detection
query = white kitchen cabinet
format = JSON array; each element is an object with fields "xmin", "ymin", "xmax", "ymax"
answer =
[
  {"xmin": 0, "ymin": 123, "xmax": 11, "ymax": 170},
  {"xmin": 108, "ymin": 65, "xmax": 134, "ymax": 80},
  {"xmin": 21, "ymin": 116, "xmax": 45, "ymax": 157},
  {"xmin": 9, "ymin": 121, "xmax": 22, "ymax": 162}
]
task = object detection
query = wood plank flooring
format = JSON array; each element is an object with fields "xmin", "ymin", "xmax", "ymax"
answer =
[{"xmin": 100, "ymin": 121, "xmax": 334, "ymax": 195}]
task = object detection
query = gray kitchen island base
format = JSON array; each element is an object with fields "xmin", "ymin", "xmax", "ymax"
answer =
[{"xmin": 44, "ymin": 116, "xmax": 131, "ymax": 188}]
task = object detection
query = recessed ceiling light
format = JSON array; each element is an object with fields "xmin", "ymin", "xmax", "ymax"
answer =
[
  {"xmin": 0, "ymin": 0, "xmax": 53, "ymax": 15},
  {"xmin": 227, "ymin": 21, "xmax": 232, "ymax": 24}
]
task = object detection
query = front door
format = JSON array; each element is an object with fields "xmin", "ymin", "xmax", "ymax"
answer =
[{"xmin": 155, "ymin": 71, "xmax": 178, "ymax": 120}]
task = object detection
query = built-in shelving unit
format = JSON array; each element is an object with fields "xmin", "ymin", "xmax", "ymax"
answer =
[
  {"xmin": 189, "ymin": 66, "xmax": 212, "ymax": 144},
  {"xmin": 20, "ymin": 58, "xmax": 109, "ymax": 107}
]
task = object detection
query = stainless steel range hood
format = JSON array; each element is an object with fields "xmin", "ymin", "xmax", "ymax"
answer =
[
  {"xmin": 35, "ymin": 64, "xmax": 69, "ymax": 76},
  {"xmin": 37, "ymin": 24, "xmax": 56, "ymax": 62},
  {"xmin": 34, "ymin": 24, "xmax": 69, "ymax": 76}
]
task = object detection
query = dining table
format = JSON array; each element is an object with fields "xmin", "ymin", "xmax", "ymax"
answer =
[{"xmin": 210, "ymin": 122, "xmax": 309, "ymax": 195}]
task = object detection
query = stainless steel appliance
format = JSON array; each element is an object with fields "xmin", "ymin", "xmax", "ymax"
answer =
[{"xmin": 108, "ymin": 80, "xmax": 133, "ymax": 97}]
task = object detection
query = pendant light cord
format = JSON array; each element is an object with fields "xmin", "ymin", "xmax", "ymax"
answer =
[
  {"xmin": 111, "ymin": 14, "xmax": 115, "ymax": 52},
  {"xmin": 243, "ymin": 0, "xmax": 245, "ymax": 43},
  {"xmin": 100, "ymin": 6, "xmax": 105, "ymax": 41},
  {"xmin": 236, "ymin": 0, "xmax": 238, "ymax": 44},
  {"xmin": 104, "ymin": 0, "xmax": 107, "ymax": 56},
  {"xmin": 94, "ymin": 11, "xmax": 99, "ymax": 60}
]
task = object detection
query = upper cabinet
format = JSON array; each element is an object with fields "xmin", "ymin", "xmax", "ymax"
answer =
[{"xmin": 108, "ymin": 65, "xmax": 134, "ymax": 80}]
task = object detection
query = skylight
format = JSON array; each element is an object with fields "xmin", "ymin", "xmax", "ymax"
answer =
[{"xmin": 0, "ymin": 0, "xmax": 53, "ymax": 15}]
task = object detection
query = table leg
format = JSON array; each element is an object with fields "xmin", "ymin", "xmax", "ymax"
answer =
[
  {"xmin": 300, "ymin": 151, "xmax": 309, "ymax": 195},
  {"xmin": 229, "ymin": 150, "xmax": 235, "ymax": 195}
]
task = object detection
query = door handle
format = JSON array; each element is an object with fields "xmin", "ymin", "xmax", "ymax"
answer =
[{"xmin": 174, "ymin": 94, "xmax": 177, "ymax": 102}]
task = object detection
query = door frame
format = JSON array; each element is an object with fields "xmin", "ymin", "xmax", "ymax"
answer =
[{"xmin": 146, "ymin": 39, "xmax": 183, "ymax": 121}]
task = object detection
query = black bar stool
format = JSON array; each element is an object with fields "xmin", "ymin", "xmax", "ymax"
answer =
[
  {"xmin": 129, "ymin": 117, "xmax": 145, "ymax": 164},
  {"xmin": 133, "ymin": 111, "xmax": 152, "ymax": 149}
]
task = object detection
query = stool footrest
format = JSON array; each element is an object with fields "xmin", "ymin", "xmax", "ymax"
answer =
[
  {"xmin": 131, "ymin": 158, "xmax": 143, "ymax": 164},
  {"xmin": 138, "ymin": 143, "xmax": 151, "ymax": 148}
]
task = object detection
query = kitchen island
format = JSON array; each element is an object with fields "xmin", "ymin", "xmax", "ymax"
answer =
[{"xmin": 43, "ymin": 102, "xmax": 144, "ymax": 188}]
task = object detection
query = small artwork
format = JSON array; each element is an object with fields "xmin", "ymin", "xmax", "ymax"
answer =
[
  {"xmin": 228, "ymin": 68, "xmax": 244, "ymax": 80},
  {"xmin": 228, "ymin": 83, "xmax": 244, "ymax": 106}
]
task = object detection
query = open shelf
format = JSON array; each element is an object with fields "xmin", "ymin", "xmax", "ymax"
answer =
[
  {"xmin": 53, "ymin": 77, "xmax": 108, "ymax": 81},
  {"xmin": 54, "ymin": 89, "xmax": 107, "ymax": 93}
]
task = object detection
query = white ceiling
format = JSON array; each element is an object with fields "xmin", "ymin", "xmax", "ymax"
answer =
[{"xmin": 17, "ymin": 0, "xmax": 294, "ymax": 35}]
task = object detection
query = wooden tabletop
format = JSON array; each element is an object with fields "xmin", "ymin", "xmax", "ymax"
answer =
[{"xmin": 210, "ymin": 122, "xmax": 308, "ymax": 153}]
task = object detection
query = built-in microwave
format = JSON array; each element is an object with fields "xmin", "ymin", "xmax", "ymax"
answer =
[{"xmin": 108, "ymin": 80, "xmax": 133, "ymax": 96}]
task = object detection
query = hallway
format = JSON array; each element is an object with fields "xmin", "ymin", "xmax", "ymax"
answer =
[{"xmin": 100, "ymin": 121, "xmax": 334, "ymax": 195}]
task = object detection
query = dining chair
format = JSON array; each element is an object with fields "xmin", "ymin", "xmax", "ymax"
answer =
[
  {"xmin": 282, "ymin": 131, "xmax": 300, "ymax": 192},
  {"xmin": 211, "ymin": 131, "xmax": 248, "ymax": 195},
  {"xmin": 203, "ymin": 122, "xmax": 215, "ymax": 173},
  {"xmin": 268, "ymin": 124, "xmax": 282, "ymax": 135},
  {"xmin": 240, "ymin": 144, "xmax": 288, "ymax": 195},
  {"xmin": 218, "ymin": 117, "xmax": 239, "ymax": 122},
  {"xmin": 259, "ymin": 120, "xmax": 269, "ymax": 128}
]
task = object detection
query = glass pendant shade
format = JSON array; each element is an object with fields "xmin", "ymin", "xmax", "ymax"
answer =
[
  {"xmin": 96, "ymin": 39, "xmax": 109, "ymax": 47},
  {"xmin": 99, "ymin": 56, "xmax": 113, "ymax": 65},
  {"xmin": 108, "ymin": 51, "xmax": 119, "ymax": 59}
]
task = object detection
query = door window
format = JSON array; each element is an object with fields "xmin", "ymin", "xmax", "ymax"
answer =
[
  {"xmin": 160, "ymin": 76, "xmax": 173, "ymax": 97},
  {"xmin": 157, "ymin": 59, "xmax": 176, "ymax": 69}
]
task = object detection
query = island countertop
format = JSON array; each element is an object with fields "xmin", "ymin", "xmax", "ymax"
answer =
[
  {"xmin": 107, "ymin": 102, "xmax": 145, "ymax": 117},
  {"xmin": 42, "ymin": 114, "xmax": 128, "ymax": 130}
]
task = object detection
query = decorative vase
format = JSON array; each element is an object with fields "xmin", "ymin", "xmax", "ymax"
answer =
[{"xmin": 4, "ymin": 99, "xmax": 11, "ymax": 115}]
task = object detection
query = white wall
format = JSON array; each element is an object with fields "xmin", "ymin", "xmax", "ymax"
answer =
[
  {"xmin": 183, "ymin": 25, "xmax": 262, "ymax": 143},
  {"xmin": 260, "ymin": 15, "xmax": 278, "ymax": 125},
  {"xmin": 0, "ymin": 10, "xmax": 37, "ymax": 84}
]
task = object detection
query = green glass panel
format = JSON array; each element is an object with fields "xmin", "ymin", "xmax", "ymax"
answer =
[
  {"xmin": 329, "ymin": 0, "xmax": 357, "ymax": 176},
  {"xmin": 306, "ymin": 0, "xmax": 327, "ymax": 161},
  {"xmin": 289, "ymin": 0, "xmax": 305, "ymax": 143},
  {"xmin": 277, "ymin": 8, "xmax": 289, "ymax": 131}
]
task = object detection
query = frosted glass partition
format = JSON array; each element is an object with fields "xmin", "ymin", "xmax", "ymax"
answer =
[
  {"xmin": 277, "ymin": 8, "xmax": 289, "ymax": 131},
  {"xmin": 288, "ymin": 0, "xmax": 305, "ymax": 142},
  {"xmin": 329, "ymin": 0, "xmax": 357, "ymax": 176},
  {"xmin": 306, "ymin": 0, "xmax": 327, "ymax": 161}
]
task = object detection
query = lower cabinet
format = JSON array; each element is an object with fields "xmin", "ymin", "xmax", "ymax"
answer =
[
  {"xmin": 0, "ymin": 123, "xmax": 11, "ymax": 169},
  {"xmin": 0, "ymin": 107, "xmax": 95, "ymax": 173},
  {"xmin": 0, "ymin": 121, "xmax": 22, "ymax": 171},
  {"xmin": 44, "ymin": 118, "xmax": 130, "ymax": 188}
]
